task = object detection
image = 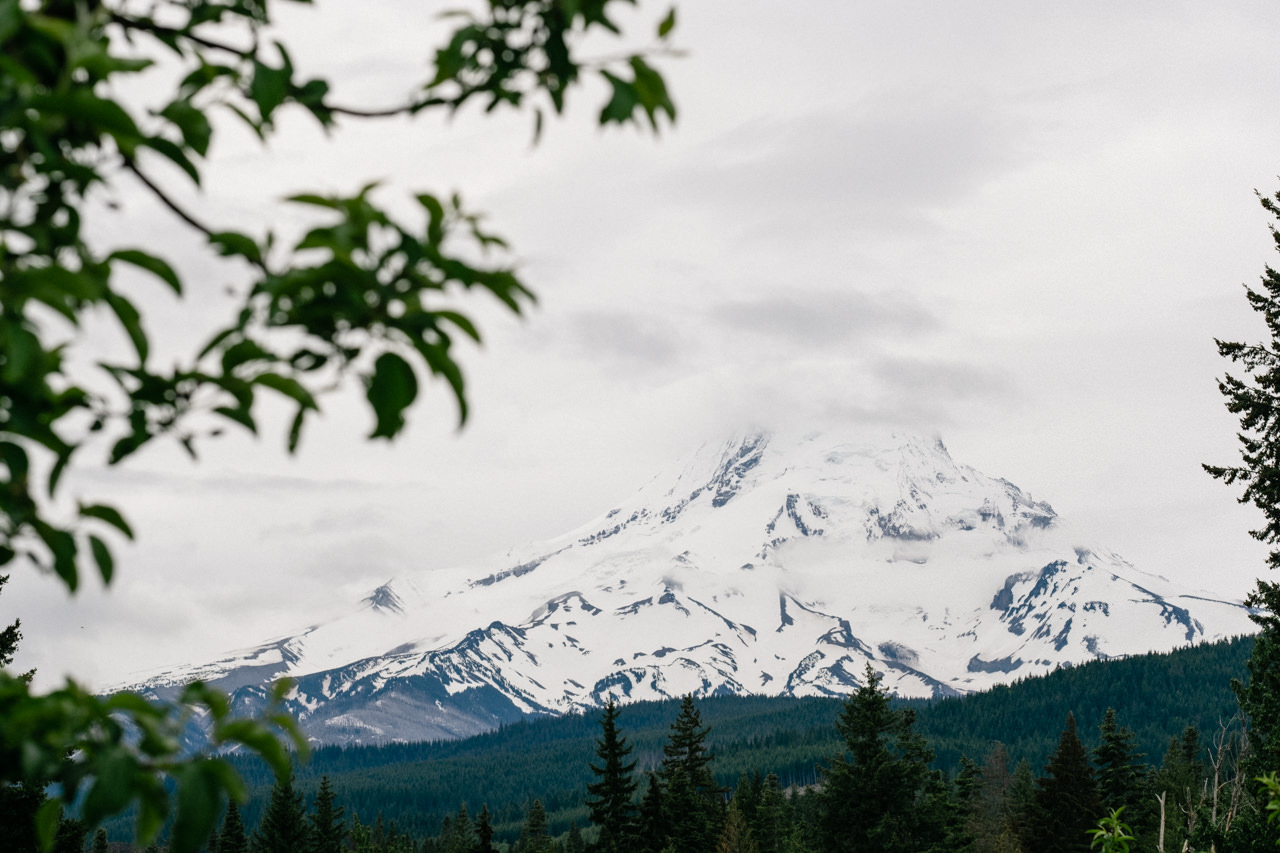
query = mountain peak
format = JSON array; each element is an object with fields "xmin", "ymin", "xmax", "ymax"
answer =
[
  {"xmin": 363, "ymin": 581, "xmax": 404, "ymax": 614},
  {"xmin": 121, "ymin": 427, "xmax": 1253, "ymax": 747}
]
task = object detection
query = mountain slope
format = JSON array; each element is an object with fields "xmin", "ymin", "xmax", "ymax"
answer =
[{"xmin": 120, "ymin": 430, "xmax": 1255, "ymax": 746}]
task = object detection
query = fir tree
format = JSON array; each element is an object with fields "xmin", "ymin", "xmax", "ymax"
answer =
[
  {"xmin": 586, "ymin": 699, "xmax": 639, "ymax": 853},
  {"xmin": 0, "ymin": 781, "xmax": 45, "ymax": 853},
  {"xmin": 476, "ymin": 804, "xmax": 496, "ymax": 853},
  {"xmin": 751, "ymin": 774, "xmax": 786, "ymax": 853},
  {"xmin": 733, "ymin": 772, "xmax": 763, "ymax": 830},
  {"xmin": 1006, "ymin": 757, "xmax": 1038, "ymax": 851},
  {"xmin": 1151, "ymin": 726, "xmax": 1203, "ymax": 853},
  {"xmin": 659, "ymin": 695, "xmax": 723, "ymax": 853},
  {"xmin": 1092, "ymin": 708, "xmax": 1148, "ymax": 836},
  {"xmin": 518, "ymin": 799, "xmax": 551, "ymax": 853},
  {"xmin": 51, "ymin": 813, "xmax": 86, "ymax": 853},
  {"xmin": 1206, "ymin": 186, "xmax": 1280, "ymax": 779},
  {"xmin": 566, "ymin": 821, "xmax": 585, "ymax": 853},
  {"xmin": 817, "ymin": 664, "xmax": 943, "ymax": 853},
  {"xmin": 636, "ymin": 772, "xmax": 667, "ymax": 853},
  {"xmin": 308, "ymin": 776, "xmax": 345, "ymax": 853},
  {"xmin": 1032, "ymin": 713, "xmax": 1102, "ymax": 853},
  {"xmin": 445, "ymin": 804, "xmax": 476, "ymax": 853},
  {"xmin": 252, "ymin": 767, "xmax": 310, "ymax": 853},
  {"xmin": 219, "ymin": 800, "xmax": 249, "ymax": 853},
  {"xmin": 0, "ymin": 575, "xmax": 33, "ymax": 681},
  {"xmin": 660, "ymin": 696, "xmax": 719, "ymax": 795},
  {"xmin": 971, "ymin": 743, "xmax": 1017, "ymax": 851},
  {"xmin": 91, "ymin": 827, "xmax": 109, "ymax": 853},
  {"xmin": 716, "ymin": 800, "xmax": 759, "ymax": 853},
  {"xmin": 943, "ymin": 755, "xmax": 981, "ymax": 853}
]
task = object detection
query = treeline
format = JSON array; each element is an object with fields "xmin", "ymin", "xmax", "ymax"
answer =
[
  {"xmin": 204, "ymin": 634, "xmax": 1251, "ymax": 840},
  {"xmin": 88, "ymin": 634, "xmax": 1265, "ymax": 851},
  {"xmin": 126, "ymin": 663, "xmax": 1265, "ymax": 853}
]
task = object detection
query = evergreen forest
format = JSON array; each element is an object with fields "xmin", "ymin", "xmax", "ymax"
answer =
[{"xmin": 66, "ymin": 632, "xmax": 1280, "ymax": 853}]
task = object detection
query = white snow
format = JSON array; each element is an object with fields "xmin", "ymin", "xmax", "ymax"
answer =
[{"xmin": 121, "ymin": 428, "xmax": 1257, "ymax": 720}]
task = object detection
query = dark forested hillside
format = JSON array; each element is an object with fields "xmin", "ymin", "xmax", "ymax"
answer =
[{"xmin": 182, "ymin": 634, "xmax": 1251, "ymax": 843}]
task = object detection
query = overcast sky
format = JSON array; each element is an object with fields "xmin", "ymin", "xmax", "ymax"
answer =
[{"xmin": 7, "ymin": 1, "xmax": 1280, "ymax": 689}]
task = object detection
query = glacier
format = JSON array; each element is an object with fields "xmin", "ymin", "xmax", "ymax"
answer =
[{"xmin": 116, "ymin": 429, "xmax": 1256, "ymax": 746}]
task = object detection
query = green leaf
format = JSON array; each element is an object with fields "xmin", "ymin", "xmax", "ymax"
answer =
[
  {"xmin": 0, "ymin": 440, "xmax": 30, "ymax": 481},
  {"xmin": 287, "ymin": 407, "xmax": 306, "ymax": 454},
  {"xmin": 171, "ymin": 761, "xmax": 222, "ymax": 853},
  {"xmin": 250, "ymin": 47, "xmax": 292, "ymax": 124},
  {"xmin": 221, "ymin": 339, "xmax": 273, "ymax": 373},
  {"xmin": 287, "ymin": 193, "xmax": 341, "ymax": 210},
  {"xmin": 628, "ymin": 56, "xmax": 676, "ymax": 130},
  {"xmin": 366, "ymin": 352, "xmax": 419, "ymax": 439},
  {"xmin": 0, "ymin": 0, "xmax": 22, "ymax": 47},
  {"xmin": 214, "ymin": 405, "xmax": 257, "ymax": 434},
  {"xmin": 141, "ymin": 135, "xmax": 201, "ymax": 185},
  {"xmin": 253, "ymin": 373, "xmax": 318, "ymax": 410},
  {"xmin": 657, "ymin": 7, "xmax": 676, "ymax": 39},
  {"xmin": 87, "ymin": 534, "xmax": 113, "ymax": 585},
  {"xmin": 134, "ymin": 780, "xmax": 168, "ymax": 846},
  {"xmin": 35, "ymin": 798, "xmax": 61, "ymax": 852},
  {"xmin": 105, "ymin": 292, "xmax": 148, "ymax": 363},
  {"xmin": 599, "ymin": 70, "xmax": 639, "ymax": 126},
  {"xmin": 79, "ymin": 504, "xmax": 135, "ymax": 540},
  {"xmin": 436, "ymin": 310, "xmax": 481, "ymax": 343},
  {"xmin": 160, "ymin": 100, "xmax": 213, "ymax": 157},
  {"xmin": 209, "ymin": 232, "xmax": 263, "ymax": 266},
  {"xmin": 30, "ymin": 91, "xmax": 141, "ymax": 141},
  {"xmin": 109, "ymin": 249, "xmax": 183, "ymax": 294},
  {"xmin": 81, "ymin": 750, "xmax": 135, "ymax": 824},
  {"xmin": 37, "ymin": 522, "xmax": 78, "ymax": 592}
]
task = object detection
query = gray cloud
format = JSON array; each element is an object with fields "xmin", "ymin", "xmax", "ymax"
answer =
[
  {"xmin": 665, "ymin": 94, "xmax": 1029, "ymax": 238},
  {"xmin": 545, "ymin": 309, "xmax": 692, "ymax": 371},
  {"xmin": 710, "ymin": 289, "xmax": 939, "ymax": 349}
]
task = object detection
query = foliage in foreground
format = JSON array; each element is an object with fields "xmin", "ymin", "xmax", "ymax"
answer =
[{"xmin": 0, "ymin": 0, "xmax": 680, "ymax": 847}]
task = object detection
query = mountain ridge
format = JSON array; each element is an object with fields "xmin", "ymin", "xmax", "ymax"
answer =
[{"xmin": 118, "ymin": 429, "xmax": 1255, "ymax": 746}]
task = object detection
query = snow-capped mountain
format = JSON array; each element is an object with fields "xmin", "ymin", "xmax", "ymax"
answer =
[{"xmin": 120, "ymin": 430, "xmax": 1255, "ymax": 746}]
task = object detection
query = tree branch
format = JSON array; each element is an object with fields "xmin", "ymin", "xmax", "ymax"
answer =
[{"xmin": 109, "ymin": 13, "xmax": 253, "ymax": 58}]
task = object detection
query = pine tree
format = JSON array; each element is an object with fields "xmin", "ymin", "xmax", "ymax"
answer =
[
  {"xmin": 1005, "ymin": 757, "xmax": 1038, "ymax": 851},
  {"xmin": 943, "ymin": 755, "xmax": 981, "ymax": 853},
  {"xmin": 586, "ymin": 699, "xmax": 639, "ymax": 853},
  {"xmin": 566, "ymin": 820, "xmax": 585, "ymax": 853},
  {"xmin": 733, "ymin": 772, "xmax": 763, "ymax": 830},
  {"xmin": 1092, "ymin": 708, "xmax": 1148, "ymax": 836},
  {"xmin": 518, "ymin": 799, "xmax": 552, "ymax": 853},
  {"xmin": 51, "ymin": 813, "xmax": 86, "ymax": 853},
  {"xmin": 1031, "ymin": 713, "xmax": 1102, "ymax": 853},
  {"xmin": 348, "ymin": 813, "xmax": 373, "ymax": 853},
  {"xmin": 0, "ymin": 781, "xmax": 46, "ymax": 853},
  {"xmin": 716, "ymin": 800, "xmax": 759, "ymax": 853},
  {"xmin": 91, "ymin": 827, "xmax": 109, "ymax": 853},
  {"xmin": 636, "ymin": 772, "xmax": 667, "ymax": 853},
  {"xmin": 1151, "ymin": 726, "xmax": 1203, "ymax": 853},
  {"xmin": 445, "ymin": 804, "xmax": 476, "ymax": 853},
  {"xmin": 0, "ymin": 574, "xmax": 32, "ymax": 681},
  {"xmin": 252, "ymin": 767, "xmax": 310, "ymax": 853},
  {"xmin": 661, "ymin": 696, "xmax": 718, "ymax": 795},
  {"xmin": 476, "ymin": 804, "xmax": 496, "ymax": 853},
  {"xmin": 817, "ymin": 664, "xmax": 943, "ymax": 853},
  {"xmin": 659, "ymin": 696, "xmax": 723, "ymax": 853},
  {"xmin": 219, "ymin": 800, "xmax": 250, "ymax": 853},
  {"xmin": 307, "ymin": 776, "xmax": 345, "ymax": 853},
  {"xmin": 751, "ymin": 774, "xmax": 786, "ymax": 853},
  {"xmin": 970, "ymin": 743, "xmax": 1017, "ymax": 850},
  {"xmin": 1206, "ymin": 186, "xmax": 1280, "ymax": 778}
]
